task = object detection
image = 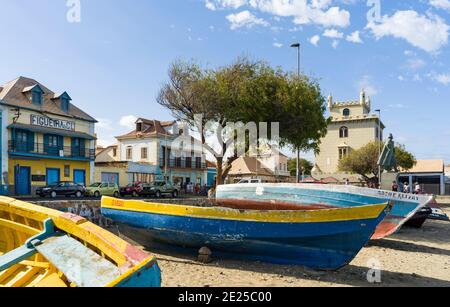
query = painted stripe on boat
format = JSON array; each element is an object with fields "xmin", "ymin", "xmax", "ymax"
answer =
[{"xmin": 101, "ymin": 197, "xmax": 388, "ymax": 224}]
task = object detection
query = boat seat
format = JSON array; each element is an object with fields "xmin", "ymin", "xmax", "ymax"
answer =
[
  {"xmin": 0, "ymin": 219, "xmax": 55, "ymax": 272},
  {"xmin": 35, "ymin": 235, "xmax": 122, "ymax": 287}
]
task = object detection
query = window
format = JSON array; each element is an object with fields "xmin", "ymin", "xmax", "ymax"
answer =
[
  {"xmin": 61, "ymin": 98, "xmax": 69, "ymax": 112},
  {"xmin": 112, "ymin": 148, "xmax": 117, "ymax": 157},
  {"xmin": 340, "ymin": 127, "xmax": 349, "ymax": 138},
  {"xmin": 126, "ymin": 147, "xmax": 133, "ymax": 160},
  {"xmin": 141, "ymin": 147, "xmax": 148, "ymax": 159},
  {"xmin": 136, "ymin": 123, "xmax": 143, "ymax": 132},
  {"xmin": 339, "ymin": 148, "xmax": 349, "ymax": 160},
  {"xmin": 343, "ymin": 108, "xmax": 350, "ymax": 117},
  {"xmin": 64, "ymin": 165, "xmax": 70, "ymax": 178},
  {"xmin": 48, "ymin": 135, "xmax": 59, "ymax": 147},
  {"xmin": 32, "ymin": 89, "xmax": 43, "ymax": 105}
]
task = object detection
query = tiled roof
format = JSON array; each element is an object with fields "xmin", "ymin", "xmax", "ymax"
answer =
[
  {"xmin": 403, "ymin": 160, "xmax": 445, "ymax": 174},
  {"xmin": 0, "ymin": 76, "xmax": 96, "ymax": 122},
  {"xmin": 228, "ymin": 157, "xmax": 274, "ymax": 177},
  {"xmin": 116, "ymin": 118, "xmax": 174, "ymax": 140}
]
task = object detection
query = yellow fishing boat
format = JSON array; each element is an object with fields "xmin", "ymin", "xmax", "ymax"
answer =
[{"xmin": 0, "ymin": 196, "xmax": 161, "ymax": 287}]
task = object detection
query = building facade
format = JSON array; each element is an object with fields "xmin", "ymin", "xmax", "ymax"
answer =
[
  {"xmin": 399, "ymin": 160, "xmax": 446, "ymax": 195},
  {"xmin": 95, "ymin": 118, "xmax": 209, "ymax": 187},
  {"xmin": 313, "ymin": 90, "xmax": 385, "ymax": 182},
  {"xmin": 0, "ymin": 77, "xmax": 96, "ymax": 195}
]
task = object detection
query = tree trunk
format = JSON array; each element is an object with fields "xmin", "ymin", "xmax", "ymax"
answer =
[{"xmin": 216, "ymin": 157, "xmax": 224, "ymax": 187}]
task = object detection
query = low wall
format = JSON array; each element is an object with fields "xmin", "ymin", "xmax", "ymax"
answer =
[{"xmin": 436, "ymin": 195, "xmax": 450, "ymax": 205}]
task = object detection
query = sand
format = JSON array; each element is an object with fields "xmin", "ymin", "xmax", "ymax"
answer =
[{"xmin": 114, "ymin": 207, "xmax": 450, "ymax": 287}]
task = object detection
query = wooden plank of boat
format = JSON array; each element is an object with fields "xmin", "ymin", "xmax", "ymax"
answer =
[
  {"xmin": 216, "ymin": 183, "xmax": 433, "ymax": 240},
  {"xmin": 101, "ymin": 197, "xmax": 389, "ymax": 270},
  {"xmin": 0, "ymin": 196, "xmax": 161, "ymax": 287}
]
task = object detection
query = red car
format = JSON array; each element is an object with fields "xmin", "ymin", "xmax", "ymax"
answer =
[{"xmin": 119, "ymin": 182, "xmax": 144, "ymax": 197}]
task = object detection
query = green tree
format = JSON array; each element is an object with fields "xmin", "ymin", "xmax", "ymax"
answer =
[
  {"xmin": 157, "ymin": 57, "xmax": 329, "ymax": 186},
  {"xmin": 338, "ymin": 141, "xmax": 416, "ymax": 185},
  {"xmin": 288, "ymin": 159, "xmax": 313, "ymax": 177}
]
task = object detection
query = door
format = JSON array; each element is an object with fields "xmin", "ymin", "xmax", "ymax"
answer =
[
  {"xmin": 74, "ymin": 169, "xmax": 86, "ymax": 186},
  {"xmin": 15, "ymin": 166, "xmax": 31, "ymax": 195},
  {"xmin": 101, "ymin": 172, "xmax": 119, "ymax": 185},
  {"xmin": 46, "ymin": 168, "xmax": 61, "ymax": 186}
]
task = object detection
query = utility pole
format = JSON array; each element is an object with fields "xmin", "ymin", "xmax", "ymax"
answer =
[{"xmin": 291, "ymin": 43, "xmax": 301, "ymax": 183}]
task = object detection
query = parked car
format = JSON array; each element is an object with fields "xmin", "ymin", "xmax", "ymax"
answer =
[
  {"xmin": 36, "ymin": 182, "xmax": 86, "ymax": 198},
  {"xmin": 86, "ymin": 182, "xmax": 120, "ymax": 198},
  {"xmin": 237, "ymin": 179, "xmax": 264, "ymax": 184},
  {"xmin": 119, "ymin": 182, "xmax": 144, "ymax": 197},
  {"xmin": 139, "ymin": 181, "xmax": 178, "ymax": 198}
]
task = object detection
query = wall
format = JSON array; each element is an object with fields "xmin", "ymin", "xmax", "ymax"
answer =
[
  {"xmin": 94, "ymin": 164, "xmax": 129, "ymax": 187},
  {"xmin": 8, "ymin": 158, "xmax": 90, "ymax": 195},
  {"xmin": 315, "ymin": 119, "xmax": 380, "ymax": 174}
]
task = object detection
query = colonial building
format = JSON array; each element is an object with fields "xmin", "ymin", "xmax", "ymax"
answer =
[
  {"xmin": 398, "ymin": 160, "xmax": 446, "ymax": 195},
  {"xmin": 313, "ymin": 89, "xmax": 385, "ymax": 182},
  {"xmin": 226, "ymin": 148, "xmax": 291, "ymax": 183},
  {"xmin": 0, "ymin": 77, "xmax": 96, "ymax": 195},
  {"xmin": 95, "ymin": 118, "xmax": 209, "ymax": 187}
]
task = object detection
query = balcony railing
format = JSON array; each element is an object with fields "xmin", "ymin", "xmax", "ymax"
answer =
[
  {"xmin": 160, "ymin": 158, "xmax": 206, "ymax": 170},
  {"xmin": 8, "ymin": 141, "xmax": 95, "ymax": 161}
]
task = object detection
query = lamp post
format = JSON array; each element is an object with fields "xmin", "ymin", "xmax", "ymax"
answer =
[
  {"xmin": 375, "ymin": 109, "xmax": 382, "ymax": 188},
  {"xmin": 291, "ymin": 43, "xmax": 301, "ymax": 183}
]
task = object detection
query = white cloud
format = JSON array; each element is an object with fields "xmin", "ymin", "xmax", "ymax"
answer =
[
  {"xmin": 405, "ymin": 58, "xmax": 427, "ymax": 70},
  {"xmin": 346, "ymin": 31, "xmax": 363, "ymax": 43},
  {"xmin": 429, "ymin": 72, "xmax": 450, "ymax": 85},
  {"xmin": 206, "ymin": 0, "xmax": 248, "ymax": 10},
  {"xmin": 366, "ymin": 10, "xmax": 449, "ymax": 53},
  {"xmin": 358, "ymin": 75, "xmax": 378, "ymax": 96},
  {"xmin": 430, "ymin": 0, "xmax": 450, "ymax": 11},
  {"xmin": 323, "ymin": 28, "xmax": 344, "ymax": 39},
  {"xmin": 96, "ymin": 118, "xmax": 113, "ymax": 131},
  {"xmin": 226, "ymin": 10, "xmax": 269, "ymax": 30},
  {"xmin": 120, "ymin": 115, "xmax": 138, "ymax": 129},
  {"xmin": 273, "ymin": 42, "xmax": 283, "ymax": 48},
  {"xmin": 332, "ymin": 39, "xmax": 339, "ymax": 49},
  {"xmin": 404, "ymin": 50, "xmax": 416, "ymax": 56},
  {"xmin": 309, "ymin": 35, "xmax": 320, "ymax": 46},
  {"xmin": 249, "ymin": 0, "xmax": 350, "ymax": 28}
]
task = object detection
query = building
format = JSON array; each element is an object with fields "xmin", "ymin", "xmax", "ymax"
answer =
[
  {"xmin": 0, "ymin": 77, "xmax": 96, "ymax": 195},
  {"xmin": 312, "ymin": 89, "xmax": 385, "ymax": 182},
  {"xmin": 226, "ymin": 149, "xmax": 291, "ymax": 183},
  {"xmin": 95, "ymin": 118, "xmax": 208, "ymax": 187},
  {"xmin": 398, "ymin": 160, "xmax": 446, "ymax": 195}
]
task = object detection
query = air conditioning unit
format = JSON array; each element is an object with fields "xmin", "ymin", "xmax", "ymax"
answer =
[{"xmin": 59, "ymin": 150, "xmax": 64, "ymax": 157}]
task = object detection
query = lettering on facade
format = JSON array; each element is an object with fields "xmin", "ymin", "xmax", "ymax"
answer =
[{"xmin": 30, "ymin": 115, "xmax": 76, "ymax": 131}]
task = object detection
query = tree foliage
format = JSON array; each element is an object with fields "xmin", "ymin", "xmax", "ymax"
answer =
[
  {"xmin": 288, "ymin": 159, "xmax": 313, "ymax": 177},
  {"xmin": 338, "ymin": 141, "xmax": 417, "ymax": 184},
  {"xmin": 157, "ymin": 57, "xmax": 329, "ymax": 186}
]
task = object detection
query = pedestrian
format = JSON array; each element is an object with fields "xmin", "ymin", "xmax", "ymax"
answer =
[
  {"xmin": 391, "ymin": 181, "xmax": 399, "ymax": 192},
  {"xmin": 414, "ymin": 182, "xmax": 421, "ymax": 195},
  {"xmin": 403, "ymin": 182, "xmax": 410, "ymax": 194}
]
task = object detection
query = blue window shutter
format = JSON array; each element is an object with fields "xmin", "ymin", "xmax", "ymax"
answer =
[
  {"xmin": 27, "ymin": 131, "xmax": 35, "ymax": 151},
  {"xmin": 58, "ymin": 136, "xmax": 64, "ymax": 150}
]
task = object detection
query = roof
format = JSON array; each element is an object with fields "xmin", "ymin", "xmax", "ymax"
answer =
[
  {"xmin": 116, "ymin": 118, "xmax": 175, "ymax": 140},
  {"xmin": 402, "ymin": 160, "xmax": 445, "ymax": 174},
  {"xmin": 228, "ymin": 157, "xmax": 274, "ymax": 177},
  {"xmin": 0, "ymin": 76, "xmax": 96, "ymax": 123}
]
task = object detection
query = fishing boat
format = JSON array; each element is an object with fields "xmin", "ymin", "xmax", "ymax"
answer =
[
  {"xmin": 101, "ymin": 196, "xmax": 389, "ymax": 270},
  {"xmin": 0, "ymin": 196, "xmax": 161, "ymax": 287},
  {"xmin": 215, "ymin": 183, "xmax": 434, "ymax": 240}
]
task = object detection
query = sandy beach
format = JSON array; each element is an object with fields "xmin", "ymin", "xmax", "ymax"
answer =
[{"xmin": 112, "ymin": 206, "xmax": 450, "ymax": 287}]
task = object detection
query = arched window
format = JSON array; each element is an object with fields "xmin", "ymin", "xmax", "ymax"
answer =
[
  {"xmin": 340, "ymin": 127, "xmax": 349, "ymax": 138},
  {"xmin": 343, "ymin": 108, "xmax": 350, "ymax": 117}
]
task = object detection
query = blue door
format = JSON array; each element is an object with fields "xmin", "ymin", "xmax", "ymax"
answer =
[
  {"xmin": 15, "ymin": 166, "xmax": 31, "ymax": 195},
  {"xmin": 74, "ymin": 169, "xmax": 86, "ymax": 186},
  {"xmin": 46, "ymin": 168, "xmax": 60, "ymax": 186}
]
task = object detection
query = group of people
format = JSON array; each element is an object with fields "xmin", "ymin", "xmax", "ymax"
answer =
[
  {"xmin": 392, "ymin": 181, "xmax": 422, "ymax": 194},
  {"xmin": 181, "ymin": 182, "xmax": 209, "ymax": 196}
]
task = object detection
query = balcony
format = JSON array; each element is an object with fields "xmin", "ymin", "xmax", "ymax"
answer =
[
  {"xmin": 160, "ymin": 158, "xmax": 206, "ymax": 170},
  {"xmin": 8, "ymin": 141, "xmax": 95, "ymax": 161}
]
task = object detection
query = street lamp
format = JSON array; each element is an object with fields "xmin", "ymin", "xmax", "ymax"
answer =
[
  {"xmin": 375, "ymin": 109, "xmax": 382, "ymax": 188},
  {"xmin": 291, "ymin": 43, "xmax": 301, "ymax": 183}
]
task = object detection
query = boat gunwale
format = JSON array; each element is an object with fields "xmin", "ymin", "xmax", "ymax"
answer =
[{"xmin": 101, "ymin": 196, "xmax": 389, "ymax": 224}]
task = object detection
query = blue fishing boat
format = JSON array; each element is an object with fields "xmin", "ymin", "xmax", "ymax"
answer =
[
  {"xmin": 101, "ymin": 197, "xmax": 389, "ymax": 270},
  {"xmin": 216, "ymin": 183, "xmax": 434, "ymax": 240}
]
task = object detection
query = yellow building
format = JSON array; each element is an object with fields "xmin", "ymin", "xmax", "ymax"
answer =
[
  {"xmin": 313, "ymin": 89, "xmax": 385, "ymax": 182},
  {"xmin": 0, "ymin": 77, "xmax": 97, "ymax": 196}
]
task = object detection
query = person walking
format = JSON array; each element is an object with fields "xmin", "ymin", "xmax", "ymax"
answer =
[
  {"xmin": 392, "ymin": 181, "xmax": 399, "ymax": 192},
  {"xmin": 414, "ymin": 182, "xmax": 422, "ymax": 195},
  {"xmin": 403, "ymin": 182, "xmax": 410, "ymax": 194}
]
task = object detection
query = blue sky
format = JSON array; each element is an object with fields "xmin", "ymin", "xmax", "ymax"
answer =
[{"xmin": 0, "ymin": 0, "xmax": 449, "ymax": 162}]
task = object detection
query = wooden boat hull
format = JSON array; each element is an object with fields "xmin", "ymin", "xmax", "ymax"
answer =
[
  {"xmin": 216, "ymin": 184, "xmax": 434, "ymax": 240},
  {"xmin": 0, "ymin": 196, "xmax": 161, "ymax": 287},
  {"xmin": 101, "ymin": 197, "xmax": 388, "ymax": 270}
]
